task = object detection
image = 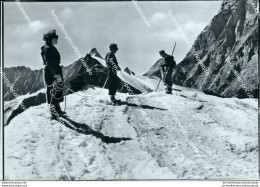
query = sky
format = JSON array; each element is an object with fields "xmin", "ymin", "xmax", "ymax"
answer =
[{"xmin": 4, "ymin": 1, "xmax": 222, "ymax": 75}]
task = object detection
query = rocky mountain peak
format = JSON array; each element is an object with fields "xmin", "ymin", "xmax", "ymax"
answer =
[
  {"xmin": 124, "ymin": 67, "xmax": 136, "ymax": 75},
  {"xmin": 144, "ymin": 0, "xmax": 258, "ymax": 98},
  {"xmin": 90, "ymin": 48, "xmax": 103, "ymax": 59}
]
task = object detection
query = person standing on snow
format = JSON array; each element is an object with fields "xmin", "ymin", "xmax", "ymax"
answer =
[
  {"xmin": 41, "ymin": 30, "xmax": 65, "ymax": 118},
  {"xmin": 105, "ymin": 43, "xmax": 121, "ymax": 105},
  {"xmin": 159, "ymin": 50, "xmax": 176, "ymax": 94}
]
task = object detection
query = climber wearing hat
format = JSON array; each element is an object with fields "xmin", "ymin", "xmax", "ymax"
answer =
[
  {"xmin": 159, "ymin": 50, "xmax": 176, "ymax": 94},
  {"xmin": 41, "ymin": 29, "xmax": 65, "ymax": 118},
  {"xmin": 105, "ymin": 43, "xmax": 121, "ymax": 105}
]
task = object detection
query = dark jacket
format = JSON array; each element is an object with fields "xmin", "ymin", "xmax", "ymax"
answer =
[
  {"xmin": 160, "ymin": 54, "xmax": 176, "ymax": 71},
  {"xmin": 41, "ymin": 45, "xmax": 62, "ymax": 76},
  {"xmin": 105, "ymin": 52, "xmax": 120, "ymax": 95},
  {"xmin": 105, "ymin": 52, "xmax": 120, "ymax": 73},
  {"xmin": 41, "ymin": 45, "xmax": 63, "ymax": 103}
]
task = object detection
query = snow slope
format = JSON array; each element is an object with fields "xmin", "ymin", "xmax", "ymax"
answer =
[
  {"xmin": 92, "ymin": 56, "xmax": 155, "ymax": 93},
  {"xmin": 4, "ymin": 82, "xmax": 258, "ymax": 180}
]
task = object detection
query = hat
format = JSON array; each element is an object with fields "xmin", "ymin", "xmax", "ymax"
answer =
[
  {"xmin": 159, "ymin": 50, "xmax": 166, "ymax": 55},
  {"xmin": 43, "ymin": 30, "xmax": 58, "ymax": 41},
  {"xmin": 109, "ymin": 43, "xmax": 118, "ymax": 50}
]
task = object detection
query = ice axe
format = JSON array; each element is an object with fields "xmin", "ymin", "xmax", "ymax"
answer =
[
  {"xmin": 155, "ymin": 42, "xmax": 176, "ymax": 92},
  {"xmin": 171, "ymin": 42, "xmax": 176, "ymax": 56}
]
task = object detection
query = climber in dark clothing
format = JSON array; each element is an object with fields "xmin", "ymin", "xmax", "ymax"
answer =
[
  {"xmin": 41, "ymin": 30, "xmax": 65, "ymax": 118},
  {"xmin": 105, "ymin": 43, "xmax": 121, "ymax": 104},
  {"xmin": 159, "ymin": 50, "xmax": 176, "ymax": 94}
]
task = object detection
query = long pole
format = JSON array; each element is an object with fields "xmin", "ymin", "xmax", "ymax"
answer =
[
  {"xmin": 171, "ymin": 42, "xmax": 176, "ymax": 56},
  {"xmin": 155, "ymin": 73, "xmax": 163, "ymax": 92}
]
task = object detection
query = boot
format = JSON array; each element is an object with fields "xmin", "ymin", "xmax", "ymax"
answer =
[
  {"xmin": 50, "ymin": 103, "xmax": 64, "ymax": 118},
  {"xmin": 165, "ymin": 86, "xmax": 172, "ymax": 94},
  {"xmin": 110, "ymin": 95, "xmax": 121, "ymax": 102},
  {"xmin": 169, "ymin": 86, "xmax": 172, "ymax": 94},
  {"xmin": 110, "ymin": 95, "xmax": 116, "ymax": 101},
  {"xmin": 58, "ymin": 111, "xmax": 67, "ymax": 116},
  {"xmin": 110, "ymin": 95, "xmax": 121, "ymax": 105},
  {"xmin": 50, "ymin": 106, "xmax": 59, "ymax": 120}
]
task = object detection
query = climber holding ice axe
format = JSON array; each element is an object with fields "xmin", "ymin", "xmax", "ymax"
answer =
[{"xmin": 155, "ymin": 43, "xmax": 177, "ymax": 94}]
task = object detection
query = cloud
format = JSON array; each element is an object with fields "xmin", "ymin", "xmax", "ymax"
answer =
[
  {"xmin": 147, "ymin": 28, "xmax": 179, "ymax": 41},
  {"xmin": 59, "ymin": 7, "xmax": 73, "ymax": 19},
  {"xmin": 149, "ymin": 12, "xmax": 173, "ymax": 29},
  {"xmin": 148, "ymin": 12, "xmax": 190, "ymax": 42},
  {"xmin": 29, "ymin": 20, "xmax": 47, "ymax": 33},
  {"xmin": 183, "ymin": 20, "xmax": 207, "ymax": 33},
  {"xmin": 148, "ymin": 11, "xmax": 208, "ymax": 44},
  {"xmin": 150, "ymin": 12, "xmax": 168, "ymax": 23},
  {"xmin": 149, "ymin": 11, "xmax": 207, "ymax": 38},
  {"xmin": 11, "ymin": 20, "xmax": 47, "ymax": 39}
]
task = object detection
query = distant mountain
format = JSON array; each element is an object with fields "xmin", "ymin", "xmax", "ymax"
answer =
[
  {"xmin": 3, "ymin": 67, "xmax": 44, "ymax": 101},
  {"xmin": 90, "ymin": 48, "xmax": 103, "ymax": 59},
  {"xmin": 143, "ymin": 0, "xmax": 259, "ymax": 98},
  {"xmin": 124, "ymin": 67, "xmax": 136, "ymax": 75},
  {"xmin": 3, "ymin": 61, "xmax": 83, "ymax": 101},
  {"xmin": 142, "ymin": 58, "xmax": 163, "ymax": 77}
]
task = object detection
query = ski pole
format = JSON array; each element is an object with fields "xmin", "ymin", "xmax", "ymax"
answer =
[
  {"xmin": 155, "ymin": 67, "xmax": 169, "ymax": 92},
  {"xmin": 155, "ymin": 76, "xmax": 162, "ymax": 92}
]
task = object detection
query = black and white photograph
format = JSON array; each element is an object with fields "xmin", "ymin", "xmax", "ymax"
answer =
[{"xmin": 1, "ymin": 0, "xmax": 259, "ymax": 185}]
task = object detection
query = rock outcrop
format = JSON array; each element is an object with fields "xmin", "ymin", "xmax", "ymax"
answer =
[{"xmin": 175, "ymin": 0, "xmax": 259, "ymax": 98}]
